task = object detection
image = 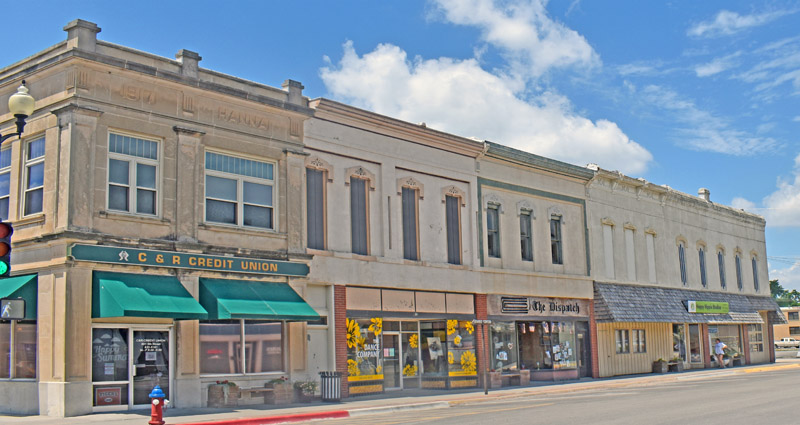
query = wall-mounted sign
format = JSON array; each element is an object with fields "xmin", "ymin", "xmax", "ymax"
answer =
[
  {"xmin": 687, "ymin": 301, "xmax": 729, "ymax": 314},
  {"xmin": 69, "ymin": 244, "xmax": 309, "ymax": 277},
  {"xmin": 0, "ymin": 298, "xmax": 25, "ymax": 320},
  {"xmin": 487, "ymin": 295, "xmax": 588, "ymax": 317}
]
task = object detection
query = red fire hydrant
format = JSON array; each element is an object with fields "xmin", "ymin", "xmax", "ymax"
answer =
[{"xmin": 149, "ymin": 385, "xmax": 166, "ymax": 425}]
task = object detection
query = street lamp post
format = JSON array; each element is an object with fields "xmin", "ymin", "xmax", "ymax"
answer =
[
  {"xmin": 472, "ymin": 319, "xmax": 492, "ymax": 395},
  {"xmin": 1, "ymin": 81, "xmax": 35, "ymax": 145}
]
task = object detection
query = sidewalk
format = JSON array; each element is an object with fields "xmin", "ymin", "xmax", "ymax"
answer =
[{"xmin": 4, "ymin": 359, "xmax": 798, "ymax": 425}]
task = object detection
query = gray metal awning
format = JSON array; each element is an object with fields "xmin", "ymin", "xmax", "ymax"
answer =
[{"xmin": 593, "ymin": 282, "xmax": 786, "ymax": 324}]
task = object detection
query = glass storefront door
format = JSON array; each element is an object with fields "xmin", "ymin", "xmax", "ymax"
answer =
[
  {"xmin": 132, "ymin": 330, "xmax": 170, "ymax": 406},
  {"xmin": 382, "ymin": 333, "xmax": 401, "ymax": 389},
  {"xmin": 672, "ymin": 324, "xmax": 687, "ymax": 362},
  {"xmin": 92, "ymin": 327, "xmax": 172, "ymax": 411}
]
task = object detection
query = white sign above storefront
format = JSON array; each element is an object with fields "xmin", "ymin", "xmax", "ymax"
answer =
[{"xmin": 487, "ymin": 295, "xmax": 589, "ymax": 317}]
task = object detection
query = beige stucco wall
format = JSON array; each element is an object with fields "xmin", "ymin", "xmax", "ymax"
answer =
[{"xmin": 586, "ymin": 170, "xmax": 768, "ymax": 296}]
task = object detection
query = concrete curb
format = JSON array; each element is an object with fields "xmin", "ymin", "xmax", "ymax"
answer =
[{"xmin": 348, "ymin": 401, "xmax": 451, "ymax": 417}]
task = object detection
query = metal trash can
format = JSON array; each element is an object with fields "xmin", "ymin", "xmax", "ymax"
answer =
[{"xmin": 319, "ymin": 371, "xmax": 342, "ymax": 402}]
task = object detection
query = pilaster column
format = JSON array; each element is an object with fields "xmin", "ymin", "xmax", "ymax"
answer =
[
  {"xmin": 285, "ymin": 149, "xmax": 308, "ymax": 255},
  {"xmin": 173, "ymin": 126, "xmax": 204, "ymax": 242}
]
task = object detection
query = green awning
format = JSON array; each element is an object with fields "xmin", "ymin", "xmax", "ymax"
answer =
[
  {"xmin": 199, "ymin": 278, "xmax": 319, "ymax": 321},
  {"xmin": 92, "ymin": 271, "xmax": 208, "ymax": 319},
  {"xmin": 0, "ymin": 274, "xmax": 37, "ymax": 320}
]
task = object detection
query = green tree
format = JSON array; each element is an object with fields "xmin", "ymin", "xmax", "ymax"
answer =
[{"xmin": 770, "ymin": 279, "xmax": 786, "ymax": 299}]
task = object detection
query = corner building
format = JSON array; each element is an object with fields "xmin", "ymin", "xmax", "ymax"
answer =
[{"xmin": 0, "ymin": 20, "xmax": 323, "ymax": 416}]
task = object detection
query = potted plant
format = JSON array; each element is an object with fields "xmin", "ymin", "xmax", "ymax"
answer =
[
  {"xmin": 293, "ymin": 379, "xmax": 318, "ymax": 403},
  {"xmin": 265, "ymin": 376, "xmax": 293, "ymax": 404},
  {"xmin": 652, "ymin": 358, "xmax": 668, "ymax": 374},
  {"xmin": 668, "ymin": 357, "xmax": 684, "ymax": 372},
  {"xmin": 207, "ymin": 380, "xmax": 239, "ymax": 408}
]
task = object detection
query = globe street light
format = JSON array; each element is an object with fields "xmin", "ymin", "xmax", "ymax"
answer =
[{"xmin": 1, "ymin": 80, "xmax": 35, "ymax": 145}]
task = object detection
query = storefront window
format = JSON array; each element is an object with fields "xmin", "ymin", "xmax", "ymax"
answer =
[
  {"xmin": 672, "ymin": 324, "xmax": 686, "ymax": 362},
  {"xmin": 0, "ymin": 321, "xmax": 37, "ymax": 379},
  {"xmin": 401, "ymin": 331, "xmax": 420, "ymax": 387},
  {"xmin": 346, "ymin": 318, "xmax": 382, "ymax": 379},
  {"xmin": 420, "ymin": 321, "xmax": 447, "ymax": 376},
  {"xmin": 708, "ymin": 325, "xmax": 742, "ymax": 359},
  {"xmin": 200, "ymin": 320, "xmax": 284, "ymax": 374},
  {"xmin": 490, "ymin": 322, "xmax": 519, "ymax": 371},
  {"xmin": 446, "ymin": 320, "xmax": 477, "ymax": 376},
  {"xmin": 747, "ymin": 324, "xmax": 763, "ymax": 352},
  {"xmin": 688, "ymin": 324, "xmax": 702, "ymax": 363},
  {"xmin": 92, "ymin": 328, "xmax": 129, "ymax": 382}
]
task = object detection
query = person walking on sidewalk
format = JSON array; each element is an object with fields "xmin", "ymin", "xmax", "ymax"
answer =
[{"xmin": 714, "ymin": 339, "xmax": 727, "ymax": 368}]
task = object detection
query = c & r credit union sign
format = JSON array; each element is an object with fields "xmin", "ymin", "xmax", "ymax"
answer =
[{"xmin": 69, "ymin": 244, "xmax": 309, "ymax": 277}]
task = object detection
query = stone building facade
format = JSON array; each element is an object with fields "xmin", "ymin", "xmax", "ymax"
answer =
[{"xmin": 586, "ymin": 167, "xmax": 784, "ymax": 377}]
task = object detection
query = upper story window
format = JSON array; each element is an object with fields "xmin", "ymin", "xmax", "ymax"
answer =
[
  {"xmin": 735, "ymin": 253, "xmax": 743, "ymax": 291},
  {"xmin": 698, "ymin": 246, "xmax": 707, "ymax": 288},
  {"xmin": 520, "ymin": 211, "xmax": 533, "ymax": 262},
  {"xmin": 0, "ymin": 148, "xmax": 10, "ymax": 220},
  {"xmin": 401, "ymin": 187, "xmax": 420, "ymax": 261},
  {"xmin": 678, "ymin": 241, "xmax": 687, "ymax": 286},
  {"xmin": 789, "ymin": 311, "xmax": 799, "ymax": 321},
  {"xmin": 718, "ymin": 250, "xmax": 727, "ymax": 290},
  {"xmin": 751, "ymin": 256, "xmax": 759, "ymax": 292},
  {"xmin": 306, "ymin": 168, "xmax": 326, "ymax": 250},
  {"xmin": 550, "ymin": 216, "xmax": 563, "ymax": 265},
  {"xmin": 350, "ymin": 177, "xmax": 369, "ymax": 255},
  {"xmin": 445, "ymin": 194, "xmax": 462, "ymax": 265},
  {"xmin": 108, "ymin": 133, "xmax": 159, "ymax": 215},
  {"xmin": 487, "ymin": 205, "xmax": 500, "ymax": 258},
  {"xmin": 23, "ymin": 137, "xmax": 45, "ymax": 216},
  {"xmin": 205, "ymin": 151, "xmax": 274, "ymax": 229}
]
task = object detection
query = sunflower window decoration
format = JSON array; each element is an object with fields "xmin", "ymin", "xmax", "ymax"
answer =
[
  {"xmin": 446, "ymin": 319, "xmax": 477, "ymax": 377},
  {"xmin": 346, "ymin": 318, "xmax": 383, "ymax": 381}
]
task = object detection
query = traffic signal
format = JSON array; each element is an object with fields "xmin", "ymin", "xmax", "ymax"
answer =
[{"xmin": 0, "ymin": 221, "xmax": 12, "ymax": 277}]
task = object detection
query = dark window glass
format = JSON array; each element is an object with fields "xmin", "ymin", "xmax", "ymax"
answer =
[
  {"xmin": 445, "ymin": 195, "xmax": 461, "ymax": 265},
  {"xmin": 350, "ymin": 178, "xmax": 368, "ymax": 255},
  {"xmin": 679, "ymin": 244, "xmax": 687, "ymax": 285},
  {"xmin": 199, "ymin": 321, "xmax": 241, "ymax": 374},
  {"xmin": 735, "ymin": 255, "xmax": 743, "ymax": 290},
  {"xmin": 487, "ymin": 206, "xmax": 500, "ymax": 258},
  {"xmin": 402, "ymin": 187, "xmax": 418, "ymax": 261},
  {"xmin": 306, "ymin": 168, "xmax": 325, "ymax": 250},
  {"xmin": 244, "ymin": 321, "xmax": 283, "ymax": 373},
  {"xmin": 92, "ymin": 328, "xmax": 129, "ymax": 382},
  {"xmin": 718, "ymin": 252, "xmax": 727, "ymax": 289},
  {"xmin": 751, "ymin": 257, "xmax": 759, "ymax": 291},
  {"xmin": 788, "ymin": 312, "xmax": 799, "ymax": 321},
  {"xmin": 520, "ymin": 212, "xmax": 533, "ymax": 261},
  {"xmin": 550, "ymin": 217, "xmax": 563, "ymax": 264},
  {"xmin": 699, "ymin": 248, "xmax": 707, "ymax": 287}
]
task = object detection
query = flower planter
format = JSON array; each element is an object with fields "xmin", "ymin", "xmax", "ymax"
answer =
[
  {"xmin": 518, "ymin": 369, "xmax": 530, "ymax": 385},
  {"xmin": 207, "ymin": 384, "xmax": 239, "ymax": 408},
  {"xmin": 295, "ymin": 388, "xmax": 314, "ymax": 403},
  {"xmin": 489, "ymin": 371, "xmax": 503, "ymax": 389},
  {"xmin": 265, "ymin": 382, "xmax": 293, "ymax": 404},
  {"xmin": 668, "ymin": 362, "xmax": 684, "ymax": 372},
  {"xmin": 652, "ymin": 361, "xmax": 668, "ymax": 374}
]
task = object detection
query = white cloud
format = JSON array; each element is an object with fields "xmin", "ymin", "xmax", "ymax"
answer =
[
  {"xmin": 769, "ymin": 261, "xmax": 800, "ymax": 292},
  {"xmin": 695, "ymin": 52, "xmax": 741, "ymax": 77},
  {"xmin": 320, "ymin": 42, "xmax": 652, "ymax": 174},
  {"xmin": 794, "ymin": 116, "xmax": 800, "ymax": 122},
  {"xmin": 637, "ymin": 85, "xmax": 777, "ymax": 155},
  {"xmin": 736, "ymin": 154, "xmax": 800, "ymax": 227},
  {"xmin": 432, "ymin": 0, "xmax": 599, "ymax": 77},
  {"xmin": 687, "ymin": 9, "xmax": 796, "ymax": 38},
  {"xmin": 731, "ymin": 197, "xmax": 757, "ymax": 212}
]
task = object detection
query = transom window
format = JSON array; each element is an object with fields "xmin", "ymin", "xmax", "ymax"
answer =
[
  {"xmin": 23, "ymin": 137, "xmax": 45, "ymax": 216},
  {"xmin": 205, "ymin": 151, "xmax": 274, "ymax": 229},
  {"xmin": 108, "ymin": 133, "xmax": 159, "ymax": 215},
  {"xmin": 0, "ymin": 148, "xmax": 10, "ymax": 220}
]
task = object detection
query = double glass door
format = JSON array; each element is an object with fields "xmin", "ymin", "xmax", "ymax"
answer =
[
  {"xmin": 382, "ymin": 326, "xmax": 421, "ymax": 389},
  {"xmin": 92, "ymin": 327, "xmax": 171, "ymax": 410}
]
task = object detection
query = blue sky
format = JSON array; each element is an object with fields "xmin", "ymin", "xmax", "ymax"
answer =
[{"xmin": 5, "ymin": 1, "xmax": 800, "ymax": 290}]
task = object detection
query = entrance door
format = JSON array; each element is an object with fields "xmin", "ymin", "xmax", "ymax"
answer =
[
  {"xmin": 382, "ymin": 333, "xmax": 401, "ymax": 389},
  {"xmin": 132, "ymin": 330, "xmax": 170, "ymax": 406},
  {"xmin": 576, "ymin": 321, "xmax": 592, "ymax": 378}
]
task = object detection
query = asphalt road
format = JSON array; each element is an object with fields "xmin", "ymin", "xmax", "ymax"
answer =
[{"xmin": 303, "ymin": 367, "xmax": 800, "ymax": 425}]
